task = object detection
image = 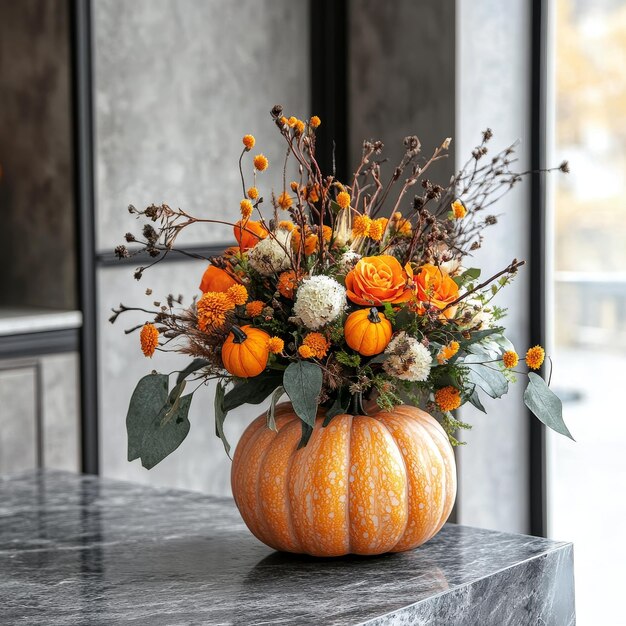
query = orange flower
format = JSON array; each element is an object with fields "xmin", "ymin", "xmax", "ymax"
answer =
[
  {"xmin": 197, "ymin": 292, "xmax": 234, "ymax": 330},
  {"xmin": 303, "ymin": 332, "xmax": 329, "ymax": 359},
  {"xmin": 253, "ymin": 154, "xmax": 268, "ymax": 171},
  {"xmin": 287, "ymin": 116, "xmax": 297, "ymax": 128},
  {"xmin": 290, "ymin": 181, "xmax": 299, "ymax": 192},
  {"xmin": 336, "ymin": 191, "xmax": 351, "ymax": 209},
  {"xmin": 267, "ymin": 337, "xmax": 284, "ymax": 354},
  {"xmin": 292, "ymin": 227, "xmax": 318, "ymax": 256},
  {"xmin": 278, "ymin": 220, "xmax": 295, "ymax": 232},
  {"xmin": 294, "ymin": 119, "xmax": 305, "ymax": 135},
  {"xmin": 240, "ymin": 199, "xmax": 253, "ymax": 220},
  {"xmin": 277, "ymin": 270, "xmax": 300, "ymax": 299},
  {"xmin": 352, "ymin": 215, "xmax": 371, "ymax": 238},
  {"xmin": 415, "ymin": 264, "xmax": 459, "ymax": 318},
  {"xmin": 437, "ymin": 340, "xmax": 460, "ymax": 364},
  {"xmin": 503, "ymin": 350, "xmax": 519, "ymax": 368},
  {"xmin": 368, "ymin": 218, "xmax": 386, "ymax": 241},
  {"xmin": 140, "ymin": 323, "xmax": 159, "ymax": 357},
  {"xmin": 226, "ymin": 284, "xmax": 248, "ymax": 306},
  {"xmin": 233, "ymin": 220, "xmax": 268, "ymax": 251},
  {"xmin": 246, "ymin": 300, "xmax": 264, "ymax": 317},
  {"xmin": 322, "ymin": 225, "xmax": 332, "ymax": 242},
  {"xmin": 306, "ymin": 184, "xmax": 320, "ymax": 203},
  {"xmin": 277, "ymin": 191, "xmax": 293, "ymax": 210},
  {"xmin": 435, "ymin": 386, "xmax": 462, "ymax": 412},
  {"xmin": 525, "ymin": 345, "xmax": 545, "ymax": 370},
  {"xmin": 242, "ymin": 134, "xmax": 255, "ymax": 150},
  {"xmin": 451, "ymin": 199, "xmax": 467, "ymax": 219},
  {"xmin": 199, "ymin": 264, "xmax": 237, "ymax": 294},
  {"xmin": 345, "ymin": 255, "xmax": 413, "ymax": 305},
  {"xmin": 298, "ymin": 345, "xmax": 314, "ymax": 359},
  {"xmin": 310, "ymin": 115, "xmax": 321, "ymax": 128},
  {"xmin": 247, "ymin": 186, "xmax": 259, "ymax": 200}
]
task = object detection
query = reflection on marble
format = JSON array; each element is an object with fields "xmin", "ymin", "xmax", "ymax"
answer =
[
  {"xmin": 93, "ymin": 0, "xmax": 310, "ymax": 251},
  {"xmin": 0, "ymin": 471, "xmax": 575, "ymax": 625},
  {"xmin": 456, "ymin": 0, "xmax": 532, "ymax": 534}
]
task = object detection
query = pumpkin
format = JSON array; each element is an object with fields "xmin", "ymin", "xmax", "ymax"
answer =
[
  {"xmin": 222, "ymin": 325, "xmax": 270, "ymax": 378},
  {"xmin": 231, "ymin": 402, "xmax": 456, "ymax": 556},
  {"xmin": 344, "ymin": 307, "xmax": 392, "ymax": 356}
]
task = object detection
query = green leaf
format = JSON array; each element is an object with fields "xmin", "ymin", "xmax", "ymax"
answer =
[
  {"xmin": 335, "ymin": 351, "xmax": 361, "ymax": 368},
  {"xmin": 323, "ymin": 390, "xmax": 349, "ymax": 426},
  {"xmin": 162, "ymin": 380, "xmax": 186, "ymax": 424},
  {"xmin": 223, "ymin": 373, "xmax": 282, "ymax": 412},
  {"xmin": 367, "ymin": 353, "xmax": 390, "ymax": 366},
  {"xmin": 214, "ymin": 381, "xmax": 230, "ymax": 456},
  {"xmin": 467, "ymin": 387, "xmax": 487, "ymax": 413},
  {"xmin": 176, "ymin": 359, "xmax": 211, "ymax": 385},
  {"xmin": 283, "ymin": 361, "xmax": 322, "ymax": 429},
  {"xmin": 463, "ymin": 267, "xmax": 481, "ymax": 281},
  {"xmin": 383, "ymin": 302, "xmax": 397, "ymax": 324},
  {"xmin": 524, "ymin": 373, "xmax": 574, "ymax": 440},
  {"xmin": 126, "ymin": 373, "xmax": 191, "ymax": 470},
  {"xmin": 463, "ymin": 354, "xmax": 509, "ymax": 399},
  {"xmin": 267, "ymin": 386, "xmax": 285, "ymax": 432}
]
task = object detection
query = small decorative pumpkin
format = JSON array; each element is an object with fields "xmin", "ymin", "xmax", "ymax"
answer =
[
  {"xmin": 344, "ymin": 307, "xmax": 392, "ymax": 356},
  {"xmin": 222, "ymin": 325, "xmax": 270, "ymax": 378},
  {"xmin": 231, "ymin": 403, "xmax": 456, "ymax": 557}
]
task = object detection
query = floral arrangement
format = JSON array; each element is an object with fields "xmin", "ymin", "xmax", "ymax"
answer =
[{"xmin": 112, "ymin": 106, "xmax": 572, "ymax": 469}]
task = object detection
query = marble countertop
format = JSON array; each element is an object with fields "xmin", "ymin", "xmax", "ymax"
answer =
[
  {"xmin": 0, "ymin": 307, "xmax": 82, "ymax": 336},
  {"xmin": 0, "ymin": 471, "xmax": 575, "ymax": 625}
]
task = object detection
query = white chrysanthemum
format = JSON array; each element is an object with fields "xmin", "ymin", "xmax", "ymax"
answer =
[
  {"xmin": 293, "ymin": 275, "xmax": 346, "ymax": 329},
  {"xmin": 248, "ymin": 229, "xmax": 292, "ymax": 276},
  {"xmin": 337, "ymin": 251, "xmax": 361, "ymax": 274},
  {"xmin": 383, "ymin": 332, "xmax": 433, "ymax": 382}
]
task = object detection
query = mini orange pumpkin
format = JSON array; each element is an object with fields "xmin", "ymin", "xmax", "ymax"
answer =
[
  {"xmin": 231, "ymin": 403, "xmax": 456, "ymax": 556},
  {"xmin": 222, "ymin": 325, "xmax": 270, "ymax": 378},
  {"xmin": 344, "ymin": 307, "xmax": 392, "ymax": 356}
]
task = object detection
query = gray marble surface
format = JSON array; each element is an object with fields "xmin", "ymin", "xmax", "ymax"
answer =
[{"xmin": 0, "ymin": 471, "xmax": 575, "ymax": 625}]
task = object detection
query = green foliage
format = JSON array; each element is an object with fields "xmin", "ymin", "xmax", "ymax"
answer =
[
  {"xmin": 336, "ymin": 351, "xmax": 361, "ymax": 368},
  {"xmin": 283, "ymin": 361, "xmax": 323, "ymax": 440},
  {"xmin": 440, "ymin": 411, "xmax": 473, "ymax": 446},
  {"xmin": 524, "ymin": 373, "xmax": 574, "ymax": 440},
  {"xmin": 383, "ymin": 302, "xmax": 396, "ymax": 324},
  {"xmin": 127, "ymin": 373, "xmax": 192, "ymax": 469},
  {"xmin": 176, "ymin": 359, "xmax": 211, "ymax": 385},
  {"xmin": 214, "ymin": 381, "xmax": 229, "ymax": 456},
  {"xmin": 462, "ymin": 354, "xmax": 509, "ymax": 399},
  {"xmin": 267, "ymin": 386, "xmax": 286, "ymax": 432}
]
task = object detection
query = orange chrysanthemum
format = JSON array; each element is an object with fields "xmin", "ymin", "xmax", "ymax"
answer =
[
  {"xmin": 292, "ymin": 227, "xmax": 318, "ymax": 256},
  {"xmin": 397, "ymin": 218, "xmax": 412, "ymax": 236},
  {"xmin": 253, "ymin": 154, "xmax": 269, "ymax": 171},
  {"xmin": 240, "ymin": 199, "xmax": 253, "ymax": 220},
  {"xmin": 197, "ymin": 292, "xmax": 234, "ymax": 331},
  {"xmin": 368, "ymin": 218, "xmax": 388, "ymax": 242},
  {"xmin": 503, "ymin": 350, "xmax": 519, "ymax": 369},
  {"xmin": 306, "ymin": 184, "xmax": 320, "ymax": 203},
  {"xmin": 290, "ymin": 181, "xmax": 299, "ymax": 192},
  {"xmin": 352, "ymin": 215, "xmax": 371, "ymax": 238},
  {"xmin": 278, "ymin": 220, "xmax": 295, "ymax": 232},
  {"xmin": 437, "ymin": 341, "xmax": 460, "ymax": 364},
  {"xmin": 451, "ymin": 199, "xmax": 467, "ymax": 219},
  {"xmin": 294, "ymin": 119, "xmax": 305, "ymax": 135},
  {"xmin": 245, "ymin": 300, "xmax": 264, "ymax": 317},
  {"xmin": 140, "ymin": 323, "xmax": 159, "ymax": 358},
  {"xmin": 336, "ymin": 191, "xmax": 351, "ymax": 209},
  {"xmin": 322, "ymin": 225, "xmax": 332, "ymax": 242},
  {"xmin": 279, "ymin": 116, "xmax": 288, "ymax": 126},
  {"xmin": 435, "ymin": 386, "xmax": 462, "ymax": 412},
  {"xmin": 247, "ymin": 186, "xmax": 259, "ymax": 200},
  {"xmin": 287, "ymin": 116, "xmax": 297, "ymax": 128},
  {"xmin": 303, "ymin": 332, "xmax": 329, "ymax": 359},
  {"xmin": 242, "ymin": 134, "xmax": 255, "ymax": 150},
  {"xmin": 310, "ymin": 115, "xmax": 321, "ymax": 128},
  {"xmin": 277, "ymin": 270, "xmax": 300, "ymax": 299},
  {"xmin": 298, "ymin": 345, "xmax": 315, "ymax": 359},
  {"xmin": 267, "ymin": 337, "xmax": 284, "ymax": 354},
  {"xmin": 277, "ymin": 191, "xmax": 293, "ymax": 210},
  {"xmin": 525, "ymin": 345, "xmax": 545, "ymax": 370},
  {"xmin": 226, "ymin": 284, "xmax": 248, "ymax": 306}
]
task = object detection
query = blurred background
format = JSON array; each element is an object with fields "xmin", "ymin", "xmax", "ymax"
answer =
[{"xmin": 0, "ymin": 1, "xmax": 623, "ymax": 623}]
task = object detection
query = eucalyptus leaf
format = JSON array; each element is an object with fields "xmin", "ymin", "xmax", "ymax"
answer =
[
  {"xmin": 367, "ymin": 353, "xmax": 390, "ymax": 366},
  {"xmin": 176, "ymin": 359, "xmax": 211, "ymax": 385},
  {"xmin": 126, "ymin": 373, "xmax": 191, "ymax": 470},
  {"xmin": 524, "ymin": 373, "xmax": 574, "ymax": 440},
  {"xmin": 267, "ymin": 386, "xmax": 285, "ymax": 432},
  {"xmin": 223, "ymin": 373, "xmax": 283, "ymax": 412},
  {"xmin": 214, "ymin": 380, "xmax": 230, "ymax": 456},
  {"xmin": 283, "ymin": 361, "xmax": 322, "ymax": 428},
  {"xmin": 298, "ymin": 421, "xmax": 314, "ymax": 449},
  {"xmin": 463, "ymin": 354, "xmax": 509, "ymax": 399},
  {"xmin": 468, "ymin": 387, "xmax": 487, "ymax": 413},
  {"xmin": 162, "ymin": 380, "xmax": 186, "ymax": 424}
]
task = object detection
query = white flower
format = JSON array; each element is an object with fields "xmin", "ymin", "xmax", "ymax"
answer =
[
  {"xmin": 383, "ymin": 332, "xmax": 433, "ymax": 382},
  {"xmin": 248, "ymin": 229, "xmax": 292, "ymax": 276},
  {"xmin": 293, "ymin": 275, "xmax": 346, "ymax": 330},
  {"xmin": 337, "ymin": 251, "xmax": 361, "ymax": 274}
]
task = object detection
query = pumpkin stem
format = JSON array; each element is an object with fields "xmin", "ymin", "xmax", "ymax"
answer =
[
  {"xmin": 349, "ymin": 391, "xmax": 367, "ymax": 416},
  {"xmin": 231, "ymin": 325, "xmax": 247, "ymax": 344},
  {"xmin": 367, "ymin": 307, "xmax": 381, "ymax": 323}
]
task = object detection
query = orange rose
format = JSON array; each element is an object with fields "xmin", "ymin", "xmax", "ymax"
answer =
[
  {"xmin": 415, "ymin": 263, "xmax": 459, "ymax": 318},
  {"xmin": 233, "ymin": 220, "xmax": 268, "ymax": 251},
  {"xmin": 345, "ymin": 255, "xmax": 413, "ymax": 305},
  {"xmin": 199, "ymin": 265, "xmax": 237, "ymax": 293}
]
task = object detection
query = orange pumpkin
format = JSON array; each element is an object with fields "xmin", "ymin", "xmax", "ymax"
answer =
[
  {"xmin": 344, "ymin": 307, "xmax": 392, "ymax": 356},
  {"xmin": 222, "ymin": 325, "xmax": 270, "ymax": 378},
  {"xmin": 231, "ymin": 403, "xmax": 456, "ymax": 556}
]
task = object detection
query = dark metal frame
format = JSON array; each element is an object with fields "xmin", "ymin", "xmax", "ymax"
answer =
[
  {"xmin": 529, "ymin": 0, "xmax": 548, "ymax": 537},
  {"xmin": 71, "ymin": 0, "xmax": 99, "ymax": 475},
  {"xmin": 96, "ymin": 244, "xmax": 234, "ymax": 267},
  {"xmin": 310, "ymin": 0, "xmax": 349, "ymax": 182}
]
